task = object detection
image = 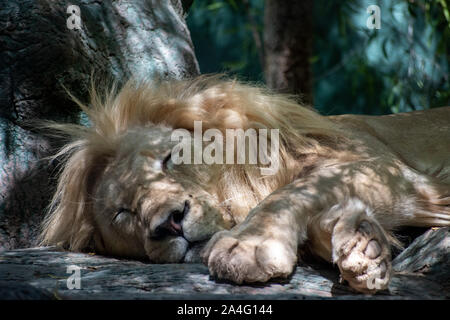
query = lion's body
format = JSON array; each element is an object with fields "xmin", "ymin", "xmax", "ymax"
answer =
[
  {"xmin": 331, "ymin": 108, "xmax": 450, "ymax": 184},
  {"xmin": 41, "ymin": 76, "xmax": 450, "ymax": 293},
  {"xmin": 297, "ymin": 109, "xmax": 450, "ymax": 265}
]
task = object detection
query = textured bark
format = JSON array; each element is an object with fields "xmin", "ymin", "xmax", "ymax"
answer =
[
  {"xmin": 0, "ymin": 228, "xmax": 448, "ymax": 299},
  {"xmin": 0, "ymin": 0, "xmax": 199, "ymax": 250},
  {"xmin": 264, "ymin": 0, "xmax": 313, "ymax": 104}
]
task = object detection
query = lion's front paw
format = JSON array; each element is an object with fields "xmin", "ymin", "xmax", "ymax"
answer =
[
  {"xmin": 202, "ymin": 231, "xmax": 297, "ymax": 284},
  {"xmin": 332, "ymin": 217, "xmax": 392, "ymax": 294}
]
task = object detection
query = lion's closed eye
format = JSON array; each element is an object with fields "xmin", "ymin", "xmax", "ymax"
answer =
[
  {"xmin": 112, "ymin": 208, "xmax": 134, "ymax": 224},
  {"xmin": 162, "ymin": 152, "xmax": 174, "ymax": 171}
]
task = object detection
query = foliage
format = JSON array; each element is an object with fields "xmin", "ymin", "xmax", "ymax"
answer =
[
  {"xmin": 186, "ymin": 0, "xmax": 450, "ymax": 114},
  {"xmin": 313, "ymin": 0, "xmax": 450, "ymax": 114},
  {"xmin": 186, "ymin": 0, "xmax": 264, "ymax": 81}
]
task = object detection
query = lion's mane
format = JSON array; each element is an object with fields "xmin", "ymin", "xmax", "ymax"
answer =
[{"xmin": 40, "ymin": 75, "xmax": 348, "ymax": 250}]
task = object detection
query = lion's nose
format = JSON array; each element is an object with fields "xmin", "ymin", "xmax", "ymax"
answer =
[{"xmin": 152, "ymin": 201, "xmax": 189, "ymax": 239}]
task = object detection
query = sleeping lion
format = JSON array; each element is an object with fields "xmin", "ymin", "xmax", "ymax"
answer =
[{"xmin": 41, "ymin": 76, "xmax": 450, "ymax": 293}]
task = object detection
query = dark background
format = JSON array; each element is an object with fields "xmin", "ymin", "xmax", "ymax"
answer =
[{"xmin": 187, "ymin": 0, "xmax": 450, "ymax": 115}]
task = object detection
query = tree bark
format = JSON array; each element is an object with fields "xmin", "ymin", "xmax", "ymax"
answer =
[
  {"xmin": 264, "ymin": 0, "xmax": 313, "ymax": 105},
  {"xmin": 0, "ymin": 0, "xmax": 199, "ymax": 250}
]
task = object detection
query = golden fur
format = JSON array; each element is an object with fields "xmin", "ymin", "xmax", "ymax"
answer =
[{"xmin": 40, "ymin": 75, "xmax": 450, "ymax": 293}]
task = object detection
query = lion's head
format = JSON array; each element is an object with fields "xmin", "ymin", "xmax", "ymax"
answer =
[{"xmin": 40, "ymin": 76, "xmax": 341, "ymax": 262}]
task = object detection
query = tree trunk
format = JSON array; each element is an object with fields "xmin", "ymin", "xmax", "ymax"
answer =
[
  {"xmin": 264, "ymin": 0, "xmax": 313, "ymax": 105},
  {"xmin": 0, "ymin": 0, "xmax": 199, "ymax": 250}
]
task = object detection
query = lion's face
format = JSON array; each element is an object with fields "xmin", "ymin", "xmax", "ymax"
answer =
[
  {"xmin": 42, "ymin": 77, "xmax": 314, "ymax": 263},
  {"xmin": 91, "ymin": 125, "xmax": 233, "ymax": 263}
]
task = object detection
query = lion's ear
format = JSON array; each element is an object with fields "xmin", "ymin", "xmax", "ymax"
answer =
[{"xmin": 40, "ymin": 147, "xmax": 101, "ymax": 252}]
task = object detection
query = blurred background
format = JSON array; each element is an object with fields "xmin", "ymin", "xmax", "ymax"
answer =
[{"xmin": 186, "ymin": 0, "xmax": 450, "ymax": 115}]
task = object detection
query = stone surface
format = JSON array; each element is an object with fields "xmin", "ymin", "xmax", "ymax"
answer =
[
  {"xmin": 0, "ymin": 0, "xmax": 199, "ymax": 250},
  {"xmin": 0, "ymin": 228, "xmax": 448, "ymax": 300}
]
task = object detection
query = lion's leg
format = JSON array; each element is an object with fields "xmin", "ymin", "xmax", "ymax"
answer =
[
  {"xmin": 201, "ymin": 182, "xmax": 313, "ymax": 284},
  {"xmin": 309, "ymin": 199, "xmax": 392, "ymax": 293},
  {"xmin": 203, "ymin": 161, "xmax": 407, "ymax": 289}
]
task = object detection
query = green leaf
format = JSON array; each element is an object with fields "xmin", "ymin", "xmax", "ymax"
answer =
[
  {"xmin": 206, "ymin": 2, "xmax": 225, "ymax": 11},
  {"xmin": 417, "ymin": 80, "xmax": 424, "ymax": 89},
  {"xmin": 309, "ymin": 56, "xmax": 320, "ymax": 64},
  {"xmin": 438, "ymin": 0, "xmax": 450, "ymax": 29},
  {"xmin": 222, "ymin": 60, "xmax": 247, "ymax": 71}
]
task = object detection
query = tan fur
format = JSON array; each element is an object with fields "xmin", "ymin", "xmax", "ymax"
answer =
[{"xmin": 40, "ymin": 75, "xmax": 450, "ymax": 293}]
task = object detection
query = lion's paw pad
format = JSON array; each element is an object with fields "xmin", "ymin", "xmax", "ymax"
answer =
[{"xmin": 333, "ymin": 219, "xmax": 392, "ymax": 293}]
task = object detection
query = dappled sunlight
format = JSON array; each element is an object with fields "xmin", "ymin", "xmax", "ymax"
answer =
[{"xmin": 38, "ymin": 74, "xmax": 449, "ymax": 295}]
